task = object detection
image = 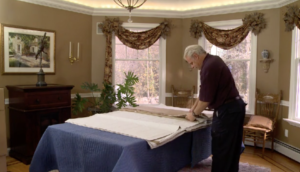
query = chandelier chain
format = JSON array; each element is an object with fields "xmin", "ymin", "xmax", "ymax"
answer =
[{"xmin": 114, "ymin": 0, "xmax": 147, "ymax": 12}]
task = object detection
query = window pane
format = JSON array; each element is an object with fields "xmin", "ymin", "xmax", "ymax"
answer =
[
  {"xmin": 149, "ymin": 45, "xmax": 160, "ymax": 59},
  {"xmin": 115, "ymin": 45, "xmax": 126, "ymax": 59},
  {"xmin": 115, "ymin": 60, "xmax": 160, "ymax": 105},
  {"xmin": 297, "ymin": 29, "xmax": 300, "ymax": 59},
  {"xmin": 225, "ymin": 61, "xmax": 250, "ymax": 104},
  {"xmin": 137, "ymin": 49, "xmax": 148, "ymax": 60},
  {"xmin": 296, "ymin": 60, "xmax": 300, "ymax": 119},
  {"xmin": 116, "ymin": 36, "xmax": 122, "ymax": 45}
]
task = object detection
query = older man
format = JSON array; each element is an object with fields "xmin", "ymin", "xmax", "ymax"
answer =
[{"xmin": 184, "ymin": 45, "xmax": 246, "ymax": 172}]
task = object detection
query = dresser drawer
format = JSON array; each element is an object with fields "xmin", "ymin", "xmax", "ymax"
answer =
[{"xmin": 26, "ymin": 91, "xmax": 71, "ymax": 110}]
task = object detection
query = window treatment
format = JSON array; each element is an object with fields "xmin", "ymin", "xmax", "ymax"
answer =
[
  {"xmin": 98, "ymin": 17, "xmax": 172, "ymax": 84},
  {"xmin": 190, "ymin": 12, "xmax": 266, "ymax": 50},
  {"xmin": 283, "ymin": 5, "xmax": 300, "ymax": 32}
]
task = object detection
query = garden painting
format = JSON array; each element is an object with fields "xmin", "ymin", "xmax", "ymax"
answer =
[
  {"xmin": 2, "ymin": 25, "xmax": 55, "ymax": 74},
  {"xmin": 9, "ymin": 33, "xmax": 50, "ymax": 68}
]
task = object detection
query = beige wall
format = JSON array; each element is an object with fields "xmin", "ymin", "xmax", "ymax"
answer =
[
  {"xmin": 1, "ymin": 0, "xmax": 300, "ymax": 150},
  {"xmin": 0, "ymin": 0, "xmax": 92, "ymax": 146},
  {"xmin": 0, "ymin": 0, "xmax": 92, "ymax": 93}
]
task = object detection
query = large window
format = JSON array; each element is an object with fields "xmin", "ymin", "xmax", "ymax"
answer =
[
  {"xmin": 112, "ymin": 23, "xmax": 166, "ymax": 105},
  {"xmin": 198, "ymin": 20, "xmax": 257, "ymax": 114},
  {"xmin": 288, "ymin": 28, "xmax": 300, "ymax": 123}
]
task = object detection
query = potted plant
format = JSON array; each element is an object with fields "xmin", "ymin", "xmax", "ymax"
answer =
[{"xmin": 72, "ymin": 71, "xmax": 139, "ymax": 115}]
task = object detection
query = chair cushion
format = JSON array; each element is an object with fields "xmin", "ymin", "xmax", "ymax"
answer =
[
  {"xmin": 243, "ymin": 125, "xmax": 271, "ymax": 132},
  {"xmin": 246, "ymin": 115, "xmax": 273, "ymax": 130}
]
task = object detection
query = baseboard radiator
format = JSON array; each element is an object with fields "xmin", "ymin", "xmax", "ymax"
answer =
[{"xmin": 244, "ymin": 139, "xmax": 300, "ymax": 163}]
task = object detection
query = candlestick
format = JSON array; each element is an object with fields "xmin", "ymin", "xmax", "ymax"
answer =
[
  {"xmin": 77, "ymin": 42, "xmax": 80, "ymax": 59},
  {"xmin": 69, "ymin": 42, "xmax": 71, "ymax": 57}
]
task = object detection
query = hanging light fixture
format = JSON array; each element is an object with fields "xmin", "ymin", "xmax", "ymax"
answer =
[{"xmin": 114, "ymin": 0, "xmax": 147, "ymax": 23}]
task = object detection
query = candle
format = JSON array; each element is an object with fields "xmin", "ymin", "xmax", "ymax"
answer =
[
  {"xmin": 77, "ymin": 42, "xmax": 80, "ymax": 59},
  {"xmin": 69, "ymin": 42, "xmax": 71, "ymax": 57}
]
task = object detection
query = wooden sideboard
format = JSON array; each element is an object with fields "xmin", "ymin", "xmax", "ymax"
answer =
[
  {"xmin": 0, "ymin": 88, "xmax": 7, "ymax": 172},
  {"xmin": 6, "ymin": 84, "xmax": 74, "ymax": 164}
]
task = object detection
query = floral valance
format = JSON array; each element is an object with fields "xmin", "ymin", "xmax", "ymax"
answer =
[
  {"xmin": 190, "ymin": 12, "xmax": 266, "ymax": 50},
  {"xmin": 283, "ymin": 5, "xmax": 300, "ymax": 32},
  {"xmin": 98, "ymin": 17, "xmax": 172, "ymax": 83}
]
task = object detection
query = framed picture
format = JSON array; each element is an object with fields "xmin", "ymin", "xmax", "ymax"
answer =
[{"xmin": 1, "ymin": 24, "xmax": 55, "ymax": 74}]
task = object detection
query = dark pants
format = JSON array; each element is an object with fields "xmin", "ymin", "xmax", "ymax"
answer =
[{"xmin": 211, "ymin": 99, "xmax": 246, "ymax": 172}]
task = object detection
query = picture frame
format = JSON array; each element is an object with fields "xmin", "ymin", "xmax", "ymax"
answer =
[
  {"xmin": 1, "ymin": 24, "xmax": 56, "ymax": 74},
  {"xmin": 96, "ymin": 22, "xmax": 103, "ymax": 35}
]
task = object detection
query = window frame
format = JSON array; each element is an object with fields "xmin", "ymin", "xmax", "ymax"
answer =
[
  {"xmin": 197, "ymin": 19, "xmax": 257, "ymax": 114},
  {"xmin": 112, "ymin": 23, "xmax": 167, "ymax": 104},
  {"xmin": 288, "ymin": 28, "xmax": 300, "ymax": 122}
]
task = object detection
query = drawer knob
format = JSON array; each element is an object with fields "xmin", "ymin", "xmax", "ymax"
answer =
[{"xmin": 35, "ymin": 99, "xmax": 40, "ymax": 104}]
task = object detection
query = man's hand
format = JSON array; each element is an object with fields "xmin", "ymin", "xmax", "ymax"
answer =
[{"xmin": 185, "ymin": 112, "xmax": 196, "ymax": 121}]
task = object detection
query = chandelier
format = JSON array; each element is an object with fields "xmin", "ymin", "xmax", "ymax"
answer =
[{"xmin": 114, "ymin": 0, "xmax": 147, "ymax": 23}]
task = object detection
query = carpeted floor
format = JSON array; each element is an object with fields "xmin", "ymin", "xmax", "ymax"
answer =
[{"xmin": 179, "ymin": 157, "xmax": 271, "ymax": 172}]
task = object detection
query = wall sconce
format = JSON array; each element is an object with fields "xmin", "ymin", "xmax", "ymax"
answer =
[
  {"xmin": 69, "ymin": 42, "xmax": 80, "ymax": 65},
  {"xmin": 259, "ymin": 50, "xmax": 273, "ymax": 73}
]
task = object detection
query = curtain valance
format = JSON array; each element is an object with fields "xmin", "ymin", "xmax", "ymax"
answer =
[
  {"xmin": 98, "ymin": 17, "xmax": 172, "ymax": 83},
  {"xmin": 190, "ymin": 12, "xmax": 266, "ymax": 50},
  {"xmin": 284, "ymin": 5, "xmax": 300, "ymax": 32}
]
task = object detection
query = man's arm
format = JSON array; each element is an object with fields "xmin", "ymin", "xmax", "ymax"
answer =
[
  {"xmin": 189, "ymin": 99, "xmax": 199, "ymax": 112},
  {"xmin": 186, "ymin": 100, "xmax": 209, "ymax": 121}
]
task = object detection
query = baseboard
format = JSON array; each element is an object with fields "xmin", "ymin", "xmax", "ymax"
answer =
[
  {"xmin": 244, "ymin": 139, "xmax": 300, "ymax": 163},
  {"xmin": 274, "ymin": 140, "xmax": 300, "ymax": 163}
]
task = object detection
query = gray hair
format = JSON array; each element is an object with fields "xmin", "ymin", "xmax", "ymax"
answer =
[{"xmin": 183, "ymin": 45, "xmax": 207, "ymax": 60}]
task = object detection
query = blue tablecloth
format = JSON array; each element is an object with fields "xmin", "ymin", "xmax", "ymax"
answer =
[{"xmin": 30, "ymin": 123, "xmax": 211, "ymax": 172}]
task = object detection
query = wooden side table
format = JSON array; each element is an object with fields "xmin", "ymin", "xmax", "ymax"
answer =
[{"xmin": 6, "ymin": 84, "xmax": 74, "ymax": 164}]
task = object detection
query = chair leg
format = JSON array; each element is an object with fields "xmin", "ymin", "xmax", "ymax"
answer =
[
  {"xmin": 262, "ymin": 132, "xmax": 266, "ymax": 157},
  {"xmin": 243, "ymin": 130, "xmax": 245, "ymax": 143},
  {"xmin": 271, "ymin": 132, "xmax": 274, "ymax": 151},
  {"xmin": 254, "ymin": 134, "xmax": 256, "ymax": 148}
]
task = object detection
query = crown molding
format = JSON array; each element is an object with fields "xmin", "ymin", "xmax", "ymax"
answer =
[
  {"xmin": 18, "ymin": 0, "xmax": 95, "ymax": 15},
  {"xmin": 18, "ymin": 0, "xmax": 298, "ymax": 18},
  {"xmin": 181, "ymin": 0, "xmax": 298, "ymax": 18}
]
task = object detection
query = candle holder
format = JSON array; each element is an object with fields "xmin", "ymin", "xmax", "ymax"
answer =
[
  {"xmin": 69, "ymin": 54, "xmax": 78, "ymax": 65},
  {"xmin": 68, "ymin": 42, "xmax": 80, "ymax": 65}
]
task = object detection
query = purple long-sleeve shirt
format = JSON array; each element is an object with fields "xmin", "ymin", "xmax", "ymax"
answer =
[{"xmin": 199, "ymin": 54, "xmax": 239, "ymax": 109}]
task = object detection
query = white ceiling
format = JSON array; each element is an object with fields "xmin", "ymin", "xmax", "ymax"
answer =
[{"xmin": 18, "ymin": 0, "xmax": 297, "ymax": 18}]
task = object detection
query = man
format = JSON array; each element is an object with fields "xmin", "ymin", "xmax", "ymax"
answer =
[{"xmin": 184, "ymin": 45, "xmax": 246, "ymax": 172}]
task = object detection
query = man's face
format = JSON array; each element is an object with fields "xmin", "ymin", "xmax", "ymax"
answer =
[{"xmin": 185, "ymin": 53, "xmax": 202, "ymax": 70}]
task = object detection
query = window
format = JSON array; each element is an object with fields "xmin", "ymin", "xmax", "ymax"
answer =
[
  {"xmin": 198, "ymin": 20, "xmax": 257, "ymax": 114},
  {"xmin": 288, "ymin": 28, "xmax": 300, "ymax": 122},
  {"xmin": 112, "ymin": 23, "xmax": 166, "ymax": 105}
]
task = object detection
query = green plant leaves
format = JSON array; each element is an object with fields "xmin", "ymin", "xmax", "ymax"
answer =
[
  {"xmin": 116, "ymin": 71, "xmax": 139, "ymax": 109},
  {"xmin": 72, "ymin": 71, "xmax": 139, "ymax": 115},
  {"xmin": 72, "ymin": 93, "xmax": 88, "ymax": 115},
  {"xmin": 81, "ymin": 82, "xmax": 101, "ymax": 92}
]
